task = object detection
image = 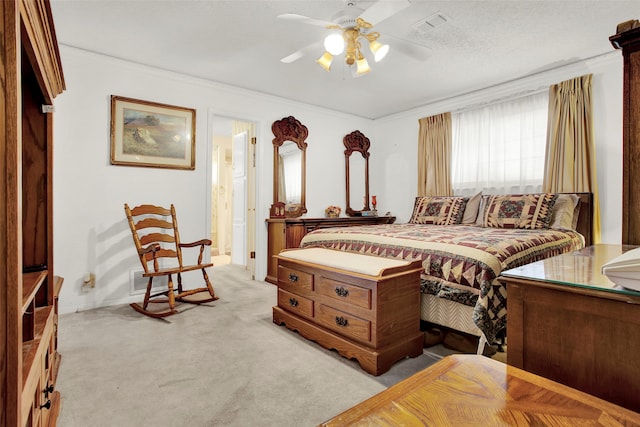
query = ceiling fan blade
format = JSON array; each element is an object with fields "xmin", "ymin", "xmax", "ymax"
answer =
[
  {"xmin": 280, "ymin": 40, "xmax": 323, "ymax": 64},
  {"xmin": 358, "ymin": 0, "xmax": 411, "ymax": 26},
  {"xmin": 281, "ymin": 51, "xmax": 305, "ymax": 64},
  {"xmin": 277, "ymin": 13, "xmax": 336, "ymax": 28},
  {"xmin": 385, "ymin": 35, "xmax": 432, "ymax": 62}
]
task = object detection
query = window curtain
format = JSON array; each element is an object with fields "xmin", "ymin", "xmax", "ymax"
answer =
[
  {"xmin": 542, "ymin": 74, "xmax": 601, "ymax": 243},
  {"xmin": 451, "ymin": 92, "xmax": 548, "ymax": 197},
  {"xmin": 417, "ymin": 112, "xmax": 452, "ymax": 196}
]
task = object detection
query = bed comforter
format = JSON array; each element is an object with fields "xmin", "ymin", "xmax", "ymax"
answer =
[{"xmin": 299, "ymin": 223, "xmax": 585, "ymax": 343}]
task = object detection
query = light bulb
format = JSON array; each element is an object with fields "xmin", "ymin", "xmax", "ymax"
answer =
[{"xmin": 324, "ymin": 33, "xmax": 345, "ymax": 55}]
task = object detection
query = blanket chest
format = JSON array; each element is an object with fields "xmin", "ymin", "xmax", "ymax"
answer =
[{"xmin": 272, "ymin": 248, "xmax": 423, "ymax": 375}]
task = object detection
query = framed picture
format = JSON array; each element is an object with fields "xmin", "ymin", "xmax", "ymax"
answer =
[{"xmin": 110, "ymin": 95, "xmax": 196, "ymax": 170}]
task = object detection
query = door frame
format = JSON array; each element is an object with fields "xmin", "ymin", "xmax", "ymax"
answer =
[{"xmin": 207, "ymin": 110, "xmax": 259, "ymax": 278}]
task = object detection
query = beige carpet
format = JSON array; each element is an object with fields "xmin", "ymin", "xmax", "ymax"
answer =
[{"xmin": 56, "ymin": 264, "xmax": 470, "ymax": 427}]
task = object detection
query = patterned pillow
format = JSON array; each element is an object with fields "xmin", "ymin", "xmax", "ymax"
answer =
[
  {"xmin": 409, "ymin": 196, "xmax": 468, "ymax": 225},
  {"xmin": 483, "ymin": 193, "xmax": 558, "ymax": 229}
]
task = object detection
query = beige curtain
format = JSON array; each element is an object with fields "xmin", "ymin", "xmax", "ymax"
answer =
[
  {"xmin": 542, "ymin": 74, "xmax": 601, "ymax": 243},
  {"xmin": 418, "ymin": 113, "xmax": 452, "ymax": 196}
]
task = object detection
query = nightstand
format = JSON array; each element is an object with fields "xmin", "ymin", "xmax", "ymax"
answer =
[{"xmin": 499, "ymin": 244, "xmax": 640, "ymax": 412}]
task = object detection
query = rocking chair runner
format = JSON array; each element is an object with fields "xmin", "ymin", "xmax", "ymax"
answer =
[{"xmin": 124, "ymin": 203, "xmax": 219, "ymax": 318}]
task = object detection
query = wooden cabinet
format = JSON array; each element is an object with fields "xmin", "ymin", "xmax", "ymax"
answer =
[
  {"xmin": 500, "ymin": 245, "xmax": 640, "ymax": 412},
  {"xmin": 611, "ymin": 24, "xmax": 640, "ymax": 244},
  {"xmin": 1, "ymin": 1, "xmax": 65, "ymax": 425},
  {"xmin": 265, "ymin": 216, "xmax": 395, "ymax": 284},
  {"xmin": 272, "ymin": 248, "xmax": 423, "ymax": 375}
]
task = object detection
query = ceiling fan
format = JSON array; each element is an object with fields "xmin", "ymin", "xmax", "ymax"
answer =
[{"xmin": 278, "ymin": 0, "xmax": 417, "ymax": 75}]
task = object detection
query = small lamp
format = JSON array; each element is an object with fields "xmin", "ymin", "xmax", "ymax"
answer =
[
  {"xmin": 369, "ymin": 40, "xmax": 389, "ymax": 62},
  {"xmin": 356, "ymin": 53, "xmax": 371, "ymax": 75},
  {"xmin": 316, "ymin": 52, "xmax": 333, "ymax": 72}
]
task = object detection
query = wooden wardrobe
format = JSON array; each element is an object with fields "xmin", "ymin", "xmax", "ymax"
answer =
[
  {"xmin": 1, "ymin": 0, "xmax": 66, "ymax": 426},
  {"xmin": 610, "ymin": 22, "xmax": 640, "ymax": 244}
]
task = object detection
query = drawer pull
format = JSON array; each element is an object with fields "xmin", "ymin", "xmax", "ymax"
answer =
[
  {"xmin": 40, "ymin": 400, "xmax": 51, "ymax": 410},
  {"xmin": 335, "ymin": 316, "xmax": 349, "ymax": 327},
  {"xmin": 288, "ymin": 273, "xmax": 299, "ymax": 282},
  {"xmin": 335, "ymin": 287, "xmax": 349, "ymax": 297},
  {"xmin": 43, "ymin": 384, "xmax": 54, "ymax": 396},
  {"xmin": 289, "ymin": 298, "xmax": 299, "ymax": 307}
]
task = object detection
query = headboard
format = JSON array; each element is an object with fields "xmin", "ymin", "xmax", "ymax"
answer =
[{"xmin": 573, "ymin": 192, "xmax": 593, "ymax": 246}]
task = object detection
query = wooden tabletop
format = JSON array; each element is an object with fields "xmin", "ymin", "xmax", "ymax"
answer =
[{"xmin": 319, "ymin": 354, "xmax": 640, "ymax": 426}]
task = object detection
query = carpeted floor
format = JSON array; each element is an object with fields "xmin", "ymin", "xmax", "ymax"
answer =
[{"xmin": 55, "ymin": 264, "xmax": 500, "ymax": 426}]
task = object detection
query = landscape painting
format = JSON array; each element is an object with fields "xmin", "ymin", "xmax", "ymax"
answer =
[{"xmin": 110, "ymin": 95, "xmax": 196, "ymax": 170}]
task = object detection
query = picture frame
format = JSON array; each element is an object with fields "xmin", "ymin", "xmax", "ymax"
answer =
[{"xmin": 110, "ymin": 95, "xmax": 196, "ymax": 170}]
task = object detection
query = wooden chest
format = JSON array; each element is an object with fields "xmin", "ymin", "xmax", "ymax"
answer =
[{"xmin": 272, "ymin": 248, "xmax": 424, "ymax": 375}]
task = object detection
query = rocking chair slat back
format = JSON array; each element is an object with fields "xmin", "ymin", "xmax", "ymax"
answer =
[
  {"xmin": 135, "ymin": 217, "xmax": 174, "ymax": 231},
  {"xmin": 139, "ymin": 233, "xmax": 176, "ymax": 246}
]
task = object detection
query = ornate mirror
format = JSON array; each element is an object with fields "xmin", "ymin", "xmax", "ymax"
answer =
[
  {"xmin": 271, "ymin": 116, "xmax": 308, "ymax": 218},
  {"xmin": 344, "ymin": 130, "xmax": 371, "ymax": 216}
]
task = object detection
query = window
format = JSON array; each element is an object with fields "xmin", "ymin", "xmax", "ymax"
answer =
[{"xmin": 451, "ymin": 92, "xmax": 549, "ymax": 196}]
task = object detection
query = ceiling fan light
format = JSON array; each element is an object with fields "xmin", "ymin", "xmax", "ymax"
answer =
[
  {"xmin": 356, "ymin": 56, "xmax": 371, "ymax": 75},
  {"xmin": 316, "ymin": 51, "xmax": 333, "ymax": 71},
  {"xmin": 324, "ymin": 33, "xmax": 345, "ymax": 55},
  {"xmin": 369, "ymin": 40, "xmax": 389, "ymax": 62}
]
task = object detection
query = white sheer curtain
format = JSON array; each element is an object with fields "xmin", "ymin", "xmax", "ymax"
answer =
[{"xmin": 451, "ymin": 92, "xmax": 549, "ymax": 196}]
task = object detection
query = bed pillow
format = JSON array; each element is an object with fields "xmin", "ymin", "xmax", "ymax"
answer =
[
  {"xmin": 549, "ymin": 193, "xmax": 580, "ymax": 230},
  {"xmin": 409, "ymin": 196, "xmax": 468, "ymax": 225},
  {"xmin": 475, "ymin": 195, "xmax": 490, "ymax": 226},
  {"xmin": 461, "ymin": 192, "xmax": 482, "ymax": 224},
  {"xmin": 483, "ymin": 193, "xmax": 558, "ymax": 229}
]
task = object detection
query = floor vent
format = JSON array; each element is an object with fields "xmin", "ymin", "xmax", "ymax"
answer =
[{"xmin": 130, "ymin": 269, "xmax": 167, "ymax": 295}]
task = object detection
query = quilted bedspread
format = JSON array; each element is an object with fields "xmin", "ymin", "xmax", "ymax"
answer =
[{"xmin": 299, "ymin": 223, "xmax": 585, "ymax": 343}]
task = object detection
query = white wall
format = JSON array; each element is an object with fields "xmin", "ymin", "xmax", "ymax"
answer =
[
  {"xmin": 372, "ymin": 52, "xmax": 624, "ymax": 245},
  {"xmin": 54, "ymin": 46, "xmax": 625, "ymax": 314},
  {"xmin": 54, "ymin": 46, "xmax": 373, "ymax": 313}
]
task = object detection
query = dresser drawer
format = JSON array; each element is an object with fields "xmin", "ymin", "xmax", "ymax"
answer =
[
  {"xmin": 316, "ymin": 304, "xmax": 371, "ymax": 344},
  {"xmin": 278, "ymin": 289, "xmax": 314, "ymax": 319},
  {"xmin": 317, "ymin": 277, "xmax": 371, "ymax": 310},
  {"xmin": 278, "ymin": 265, "xmax": 314, "ymax": 292}
]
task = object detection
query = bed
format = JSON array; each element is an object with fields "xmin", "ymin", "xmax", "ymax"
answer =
[{"xmin": 299, "ymin": 192, "xmax": 593, "ymax": 347}]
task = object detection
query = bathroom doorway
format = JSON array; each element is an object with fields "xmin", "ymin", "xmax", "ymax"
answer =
[{"xmin": 211, "ymin": 116, "xmax": 256, "ymax": 276}]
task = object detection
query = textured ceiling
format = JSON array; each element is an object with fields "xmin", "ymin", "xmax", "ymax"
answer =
[{"xmin": 50, "ymin": 0, "xmax": 637, "ymax": 119}]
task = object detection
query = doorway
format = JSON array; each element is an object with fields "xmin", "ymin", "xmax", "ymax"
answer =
[{"xmin": 211, "ymin": 116, "xmax": 256, "ymax": 276}]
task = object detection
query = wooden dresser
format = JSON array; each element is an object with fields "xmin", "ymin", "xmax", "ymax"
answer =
[
  {"xmin": 265, "ymin": 216, "xmax": 395, "ymax": 284},
  {"xmin": 272, "ymin": 248, "xmax": 423, "ymax": 375},
  {"xmin": 500, "ymin": 244, "xmax": 640, "ymax": 412},
  {"xmin": 1, "ymin": 1, "xmax": 66, "ymax": 425}
]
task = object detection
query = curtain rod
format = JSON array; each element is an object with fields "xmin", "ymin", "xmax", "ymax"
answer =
[{"xmin": 452, "ymin": 86, "xmax": 549, "ymax": 115}]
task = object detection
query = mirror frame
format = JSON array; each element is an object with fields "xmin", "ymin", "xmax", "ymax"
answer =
[
  {"xmin": 270, "ymin": 116, "xmax": 308, "ymax": 218},
  {"xmin": 344, "ymin": 130, "xmax": 371, "ymax": 217}
]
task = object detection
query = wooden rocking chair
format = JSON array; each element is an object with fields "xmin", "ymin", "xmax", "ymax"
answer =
[{"xmin": 124, "ymin": 203, "xmax": 219, "ymax": 318}]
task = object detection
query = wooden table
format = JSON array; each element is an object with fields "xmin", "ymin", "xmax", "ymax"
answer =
[
  {"xmin": 319, "ymin": 354, "xmax": 640, "ymax": 426},
  {"xmin": 500, "ymin": 244, "xmax": 640, "ymax": 412}
]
